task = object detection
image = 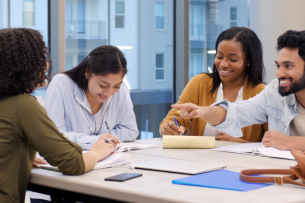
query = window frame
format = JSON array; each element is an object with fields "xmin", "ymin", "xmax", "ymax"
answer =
[
  {"xmin": 155, "ymin": 52, "xmax": 166, "ymax": 82},
  {"xmin": 115, "ymin": 0, "xmax": 125, "ymax": 29}
]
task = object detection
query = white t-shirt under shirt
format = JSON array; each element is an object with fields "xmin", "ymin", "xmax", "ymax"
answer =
[
  {"xmin": 203, "ymin": 83, "xmax": 243, "ymax": 137},
  {"xmin": 290, "ymin": 101, "xmax": 305, "ymax": 137},
  {"xmin": 93, "ymin": 103, "xmax": 104, "ymax": 134}
]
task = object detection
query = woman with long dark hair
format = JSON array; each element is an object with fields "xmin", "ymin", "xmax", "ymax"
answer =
[
  {"xmin": 44, "ymin": 45, "xmax": 138, "ymax": 151},
  {"xmin": 160, "ymin": 27, "xmax": 267, "ymax": 142},
  {"xmin": 0, "ymin": 28, "xmax": 116, "ymax": 203}
]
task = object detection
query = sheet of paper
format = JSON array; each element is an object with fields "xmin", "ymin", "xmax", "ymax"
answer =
[
  {"xmin": 116, "ymin": 143, "xmax": 158, "ymax": 152},
  {"xmin": 162, "ymin": 135, "xmax": 215, "ymax": 149}
]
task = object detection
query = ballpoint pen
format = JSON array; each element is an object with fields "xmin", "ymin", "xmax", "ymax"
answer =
[
  {"xmin": 105, "ymin": 121, "xmax": 112, "ymax": 143},
  {"xmin": 173, "ymin": 116, "xmax": 182, "ymax": 135}
]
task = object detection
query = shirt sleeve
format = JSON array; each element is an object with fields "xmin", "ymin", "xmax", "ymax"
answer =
[
  {"xmin": 111, "ymin": 83, "xmax": 139, "ymax": 141},
  {"xmin": 211, "ymin": 87, "xmax": 269, "ymax": 137},
  {"xmin": 44, "ymin": 76, "xmax": 100, "ymax": 150},
  {"xmin": 14, "ymin": 95, "xmax": 85, "ymax": 175}
]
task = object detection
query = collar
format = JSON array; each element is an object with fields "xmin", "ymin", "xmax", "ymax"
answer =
[{"xmin": 286, "ymin": 93, "xmax": 297, "ymax": 112}]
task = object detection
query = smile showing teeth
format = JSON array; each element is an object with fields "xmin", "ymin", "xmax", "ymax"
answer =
[
  {"xmin": 280, "ymin": 80, "xmax": 289, "ymax": 84},
  {"xmin": 220, "ymin": 70, "xmax": 232, "ymax": 74}
]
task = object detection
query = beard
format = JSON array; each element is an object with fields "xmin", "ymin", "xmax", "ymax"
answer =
[{"xmin": 278, "ymin": 72, "xmax": 305, "ymax": 96}]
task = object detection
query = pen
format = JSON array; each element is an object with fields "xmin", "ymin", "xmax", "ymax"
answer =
[
  {"xmin": 173, "ymin": 116, "xmax": 182, "ymax": 135},
  {"xmin": 105, "ymin": 121, "xmax": 112, "ymax": 143},
  {"xmin": 105, "ymin": 137, "xmax": 113, "ymax": 143}
]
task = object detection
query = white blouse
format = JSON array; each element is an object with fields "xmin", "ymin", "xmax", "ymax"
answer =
[{"xmin": 203, "ymin": 82, "xmax": 243, "ymax": 137}]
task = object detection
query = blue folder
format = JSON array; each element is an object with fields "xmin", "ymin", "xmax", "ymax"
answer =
[{"xmin": 172, "ymin": 169, "xmax": 273, "ymax": 192}]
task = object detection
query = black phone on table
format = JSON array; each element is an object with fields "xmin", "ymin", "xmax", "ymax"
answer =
[{"xmin": 105, "ymin": 173, "xmax": 142, "ymax": 182}]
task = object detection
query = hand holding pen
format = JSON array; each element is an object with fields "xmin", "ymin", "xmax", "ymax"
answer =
[
  {"xmin": 161, "ymin": 116, "xmax": 186, "ymax": 136},
  {"xmin": 98, "ymin": 121, "xmax": 120, "ymax": 144}
]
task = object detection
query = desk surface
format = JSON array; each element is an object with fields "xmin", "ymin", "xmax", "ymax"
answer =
[{"xmin": 29, "ymin": 138, "xmax": 305, "ymax": 203}]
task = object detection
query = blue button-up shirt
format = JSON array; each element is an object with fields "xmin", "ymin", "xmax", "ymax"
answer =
[{"xmin": 213, "ymin": 78, "xmax": 298, "ymax": 137}]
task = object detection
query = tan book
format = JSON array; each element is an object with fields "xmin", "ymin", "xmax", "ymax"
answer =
[{"xmin": 162, "ymin": 135, "xmax": 215, "ymax": 149}]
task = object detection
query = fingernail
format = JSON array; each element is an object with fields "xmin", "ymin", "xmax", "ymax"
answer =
[
  {"xmin": 194, "ymin": 115, "xmax": 200, "ymax": 118},
  {"xmin": 176, "ymin": 111, "xmax": 180, "ymax": 114}
]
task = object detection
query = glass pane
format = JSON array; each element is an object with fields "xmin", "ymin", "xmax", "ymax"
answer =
[
  {"xmin": 230, "ymin": 21, "xmax": 238, "ymax": 27},
  {"xmin": 77, "ymin": 1, "xmax": 85, "ymax": 33},
  {"xmin": 64, "ymin": 0, "xmax": 174, "ymax": 139},
  {"xmin": 156, "ymin": 16, "xmax": 164, "ymax": 29},
  {"xmin": 115, "ymin": 1, "xmax": 124, "ymax": 14},
  {"xmin": 156, "ymin": 69, "xmax": 164, "ymax": 80},
  {"xmin": 0, "ymin": 0, "xmax": 48, "ymax": 97},
  {"xmin": 230, "ymin": 7, "xmax": 237, "ymax": 20},
  {"xmin": 156, "ymin": 54, "xmax": 164, "ymax": 68},
  {"xmin": 155, "ymin": 2, "xmax": 164, "ymax": 16},
  {"xmin": 23, "ymin": 0, "xmax": 35, "ymax": 27},
  {"xmin": 65, "ymin": 55, "xmax": 74, "ymax": 70},
  {"xmin": 115, "ymin": 16, "xmax": 124, "ymax": 28},
  {"xmin": 189, "ymin": 0, "xmax": 248, "ymax": 79}
]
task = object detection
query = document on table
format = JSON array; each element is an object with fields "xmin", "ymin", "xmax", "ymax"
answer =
[
  {"xmin": 115, "ymin": 143, "xmax": 158, "ymax": 152},
  {"xmin": 212, "ymin": 143, "xmax": 295, "ymax": 160},
  {"xmin": 162, "ymin": 135, "xmax": 215, "ymax": 149},
  {"xmin": 38, "ymin": 152, "xmax": 130, "ymax": 171}
]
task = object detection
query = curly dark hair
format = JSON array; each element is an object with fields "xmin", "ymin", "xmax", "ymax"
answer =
[
  {"xmin": 276, "ymin": 30, "xmax": 305, "ymax": 61},
  {"xmin": 0, "ymin": 28, "xmax": 51, "ymax": 98}
]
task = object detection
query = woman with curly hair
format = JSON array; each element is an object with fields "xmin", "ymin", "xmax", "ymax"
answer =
[
  {"xmin": 160, "ymin": 27, "xmax": 268, "ymax": 142},
  {"xmin": 0, "ymin": 28, "xmax": 117, "ymax": 203}
]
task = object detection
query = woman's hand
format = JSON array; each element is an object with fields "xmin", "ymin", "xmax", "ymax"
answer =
[
  {"xmin": 99, "ymin": 133, "xmax": 120, "ymax": 146},
  {"xmin": 215, "ymin": 130, "xmax": 249, "ymax": 143},
  {"xmin": 90, "ymin": 140, "xmax": 116, "ymax": 161},
  {"xmin": 33, "ymin": 157, "xmax": 47, "ymax": 168},
  {"xmin": 162, "ymin": 122, "xmax": 186, "ymax": 136},
  {"xmin": 171, "ymin": 103, "xmax": 205, "ymax": 119}
]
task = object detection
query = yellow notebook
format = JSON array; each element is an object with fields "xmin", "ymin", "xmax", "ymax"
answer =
[{"xmin": 162, "ymin": 135, "xmax": 215, "ymax": 149}]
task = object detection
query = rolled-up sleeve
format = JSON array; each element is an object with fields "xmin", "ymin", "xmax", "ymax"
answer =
[{"xmin": 211, "ymin": 87, "xmax": 269, "ymax": 137}]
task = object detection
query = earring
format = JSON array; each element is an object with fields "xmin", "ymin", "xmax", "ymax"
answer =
[{"xmin": 85, "ymin": 76, "xmax": 88, "ymax": 80}]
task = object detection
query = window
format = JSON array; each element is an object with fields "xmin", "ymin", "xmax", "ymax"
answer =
[
  {"xmin": 23, "ymin": 0, "xmax": 35, "ymax": 27},
  {"xmin": 155, "ymin": 53, "xmax": 165, "ymax": 80},
  {"xmin": 65, "ymin": 55, "xmax": 73, "ymax": 70},
  {"xmin": 77, "ymin": 1, "xmax": 85, "ymax": 33},
  {"xmin": 230, "ymin": 7, "xmax": 237, "ymax": 27},
  {"xmin": 115, "ymin": 1, "xmax": 125, "ymax": 28},
  {"xmin": 189, "ymin": 0, "xmax": 248, "ymax": 78},
  {"xmin": 155, "ymin": 2, "xmax": 164, "ymax": 29}
]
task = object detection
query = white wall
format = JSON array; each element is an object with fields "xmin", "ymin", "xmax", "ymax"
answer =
[
  {"xmin": 0, "ymin": 0, "xmax": 9, "ymax": 29},
  {"xmin": 250, "ymin": 0, "xmax": 305, "ymax": 83}
]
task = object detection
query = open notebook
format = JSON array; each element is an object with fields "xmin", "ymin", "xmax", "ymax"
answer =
[
  {"xmin": 115, "ymin": 143, "xmax": 158, "ymax": 152},
  {"xmin": 38, "ymin": 153, "xmax": 130, "ymax": 171},
  {"xmin": 212, "ymin": 143, "xmax": 295, "ymax": 160}
]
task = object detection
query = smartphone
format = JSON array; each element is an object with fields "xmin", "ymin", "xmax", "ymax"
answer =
[{"xmin": 105, "ymin": 173, "xmax": 142, "ymax": 182}]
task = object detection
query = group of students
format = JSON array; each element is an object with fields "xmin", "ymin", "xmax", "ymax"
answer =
[{"xmin": 0, "ymin": 26, "xmax": 305, "ymax": 203}]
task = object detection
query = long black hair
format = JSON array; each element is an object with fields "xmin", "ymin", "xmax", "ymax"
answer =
[
  {"xmin": 207, "ymin": 27, "xmax": 265, "ymax": 95},
  {"xmin": 64, "ymin": 45, "xmax": 127, "ymax": 91},
  {"xmin": 0, "ymin": 28, "xmax": 51, "ymax": 98}
]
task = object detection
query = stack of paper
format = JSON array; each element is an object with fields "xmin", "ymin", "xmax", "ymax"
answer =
[
  {"xmin": 213, "ymin": 143, "xmax": 295, "ymax": 160},
  {"xmin": 115, "ymin": 143, "xmax": 158, "ymax": 152},
  {"xmin": 38, "ymin": 153, "xmax": 130, "ymax": 171}
]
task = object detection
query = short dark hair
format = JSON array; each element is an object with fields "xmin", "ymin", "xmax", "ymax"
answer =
[
  {"xmin": 0, "ymin": 28, "xmax": 51, "ymax": 99},
  {"xmin": 64, "ymin": 45, "xmax": 127, "ymax": 91},
  {"xmin": 276, "ymin": 30, "xmax": 305, "ymax": 61},
  {"xmin": 207, "ymin": 27, "xmax": 265, "ymax": 95}
]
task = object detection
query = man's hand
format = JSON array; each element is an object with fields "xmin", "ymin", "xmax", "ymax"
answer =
[
  {"xmin": 171, "ymin": 103, "xmax": 203, "ymax": 119},
  {"xmin": 262, "ymin": 130, "xmax": 292, "ymax": 150},
  {"xmin": 33, "ymin": 157, "xmax": 47, "ymax": 168},
  {"xmin": 162, "ymin": 121, "xmax": 185, "ymax": 136}
]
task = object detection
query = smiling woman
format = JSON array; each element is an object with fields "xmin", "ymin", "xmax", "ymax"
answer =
[
  {"xmin": 44, "ymin": 45, "xmax": 139, "ymax": 151},
  {"xmin": 160, "ymin": 27, "xmax": 268, "ymax": 143}
]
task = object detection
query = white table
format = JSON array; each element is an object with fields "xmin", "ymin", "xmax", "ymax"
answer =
[{"xmin": 28, "ymin": 138, "xmax": 305, "ymax": 203}]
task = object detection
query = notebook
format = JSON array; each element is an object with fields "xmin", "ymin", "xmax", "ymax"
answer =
[
  {"xmin": 172, "ymin": 169, "xmax": 273, "ymax": 191},
  {"xmin": 213, "ymin": 143, "xmax": 295, "ymax": 160},
  {"xmin": 38, "ymin": 153, "xmax": 130, "ymax": 171},
  {"xmin": 134, "ymin": 158, "xmax": 226, "ymax": 174},
  {"xmin": 115, "ymin": 143, "xmax": 158, "ymax": 152},
  {"xmin": 162, "ymin": 135, "xmax": 215, "ymax": 149}
]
